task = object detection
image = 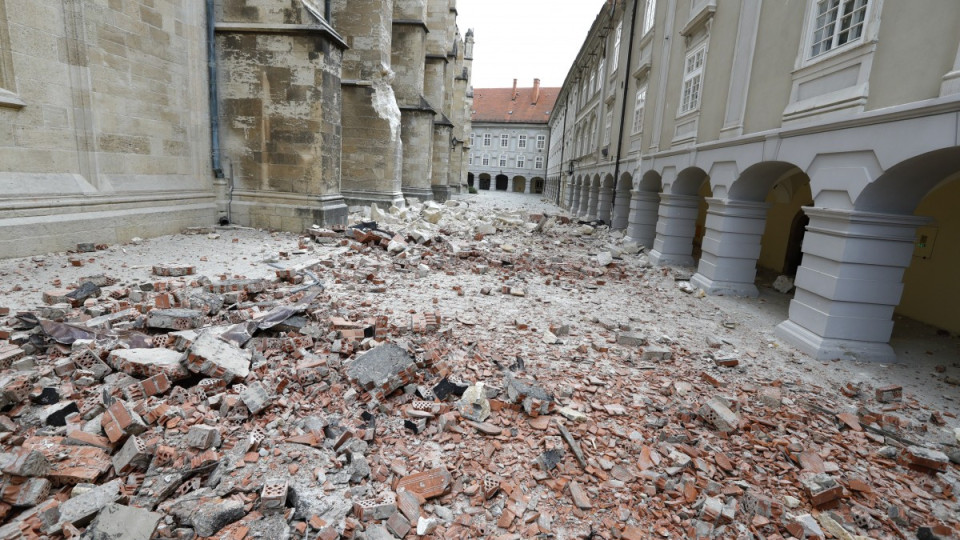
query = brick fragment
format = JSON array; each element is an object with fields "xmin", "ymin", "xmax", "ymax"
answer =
[
  {"xmin": 393, "ymin": 468, "xmax": 451, "ymax": 499},
  {"xmin": 568, "ymin": 480, "xmax": 592, "ymax": 509},
  {"xmin": 903, "ymin": 445, "xmax": 949, "ymax": 472},
  {"xmin": 875, "ymin": 385, "xmax": 902, "ymax": 403},
  {"xmin": 699, "ymin": 398, "xmax": 739, "ymax": 432},
  {"xmin": 112, "ymin": 436, "xmax": 151, "ymax": 474},
  {"xmin": 801, "ymin": 473, "xmax": 843, "ymax": 507},
  {"xmin": 261, "ymin": 478, "xmax": 288, "ymax": 510}
]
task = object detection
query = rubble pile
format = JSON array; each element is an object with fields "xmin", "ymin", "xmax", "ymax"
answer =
[{"xmin": 0, "ymin": 195, "xmax": 956, "ymax": 539}]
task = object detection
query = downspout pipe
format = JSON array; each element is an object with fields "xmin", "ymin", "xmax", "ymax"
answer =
[
  {"xmin": 612, "ymin": 0, "xmax": 639, "ymax": 204},
  {"xmin": 555, "ymin": 107, "xmax": 568, "ymax": 206},
  {"xmin": 206, "ymin": 0, "xmax": 223, "ymax": 180},
  {"xmin": 325, "ymin": 0, "xmax": 331, "ymax": 22}
]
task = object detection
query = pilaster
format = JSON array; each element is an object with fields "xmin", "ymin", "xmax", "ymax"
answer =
[
  {"xmin": 690, "ymin": 198, "xmax": 771, "ymax": 297},
  {"xmin": 649, "ymin": 193, "xmax": 700, "ymax": 266},
  {"xmin": 775, "ymin": 208, "xmax": 930, "ymax": 362},
  {"xmin": 625, "ymin": 191, "xmax": 660, "ymax": 248}
]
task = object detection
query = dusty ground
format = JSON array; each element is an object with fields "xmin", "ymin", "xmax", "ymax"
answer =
[
  {"xmin": 2, "ymin": 191, "xmax": 958, "ymax": 417},
  {"xmin": 0, "ymin": 190, "xmax": 958, "ymax": 539}
]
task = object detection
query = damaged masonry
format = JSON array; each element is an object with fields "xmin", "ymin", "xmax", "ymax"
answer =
[{"xmin": 0, "ymin": 192, "xmax": 958, "ymax": 539}]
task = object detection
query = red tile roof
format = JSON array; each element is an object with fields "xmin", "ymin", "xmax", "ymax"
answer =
[{"xmin": 471, "ymin": 85, "xmax": 559, "ymax": 124}]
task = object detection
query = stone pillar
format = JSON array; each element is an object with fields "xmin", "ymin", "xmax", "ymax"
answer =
[
  {"xmin": 649, "ymin": 193, "xmax": 700, "ymax": 266},
  {"xmin": 625, "ymin": 191, "xmax": 660, "ymax": 249},
  {"xmin": 507, "ymin": 177, "xmax": 514, "ymax": 192},
  {"xmin": 565, "ymin": 181, "xmax": 575, "ymax": 208},
  {"xmin": 431, "ymin": 123, "xmax": 452, "ymax": 201},
  {"xmin": 597, "ymin": 184, "xmax": 614, "ymax": 223},
  {"xmin": 524, "ymin": 179, "xmax": 532, "ymax": 194},
  {"xmin": 585, "ymin": 184, "xmax": 600, "ymax": 220},
  {"xmin": 392, "ymin": 1, "xmax": 433, "ymax": 202},
  {"xmin": 571, "ymin": 184, "xmax": 582, "ymax": 214},
  {"xmin": 336, "ymin": 0, "xmax": 405, "ymax": 208},
  {"xmin": 775, "ymin": 208, "xmax": 930, "ymax": 363},
  {"xmin": 690, "ymin": 199, "xmax": 771, "ymax": 297},
  {"xmin": 611, "ymin": 189, "xmax": 631, "ymax": 230}
]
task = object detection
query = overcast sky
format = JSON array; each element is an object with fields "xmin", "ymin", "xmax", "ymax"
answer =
[{"xmin": 456, "ymin": 0, "xmax": 609, "ymax": 90}]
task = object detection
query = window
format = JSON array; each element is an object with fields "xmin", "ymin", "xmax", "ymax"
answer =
[
  {"xmin": 632, "ymin": 85, "xmax": 647, "ymax": 133},
  {"xmin": 499, "ymin": 154, "xmax": 507, "ymax": 167},
  {"xmin": 469, "ymin": 154, "xmax": 474, "ymax": 165},
  {"xmin": 642, "ymin": 0, "xmax": 656, "ymax": 35},
  {"xmin": 0, "ymin": 0, "xmax": 23, "ymax": 109},
  {"xmin": 500, "ymin": 134, "xmax": 509, "ymax": 148},
  {"xmin": 469, "ymin": 133, "xmax": 475, "ymax": 146},
  {"xmin": 483, "ymin": 134, "xmax": 491, "ymax": 147},
  {"xmin": 589, "ymin": 71, "xmax": 596, "ymax": 96},
  {"xmin": 517, "ymin": 154, "xmax": 525, "ymax": 168},
  {"xmin": 482, "ymin": 154, "xmax": 490, "ymax": 166},
  {"xmin": 603, "ymin": 111, "xmax": 613, "ymax": 146},
  {"xmin": 518, "ymin": 134, "xmax": 527, "ymax": 149},
  {"xmin": 597, "ymin": 59, "xmax": 604, "ymax": 91},
  {"xmin": 536, "ymin": 135, "xmax": 546, "ymax": 150},
  {"xmin": 535, "ymin": 156, "xmax": 544, "ymax": 169},
  {"xmin": 679, "ymin": 44, "xmax": 706, "ymax": 115},
  {"xmin": 809, "ymin": 0, "xmax": 868, "ymax": 58},
  {"xmin": 610, "ymin": 22, "xmax": 623, "ymax": 71}
]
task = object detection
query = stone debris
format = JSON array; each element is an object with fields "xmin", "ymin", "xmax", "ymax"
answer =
[{"xmin": 0, "ymin": 195, "xmax": 955, "ymax": 540}]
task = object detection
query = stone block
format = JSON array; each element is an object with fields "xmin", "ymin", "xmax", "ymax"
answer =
[
  {"xmin": 240, "ymin": 382, "xmax": 271, "ymax": 415},
  {"xmin": 640, "ymin": 346, "xmax": 673, "ymax": 362},
  {"xmin": 2, "ymin": 449, "xmax": 50, "ymax": 477},
  {"xmin": 903, "ymin": 446, "xmax": 949, "ymax": 472},
  {"xmin": 191, "ymin": 498, "xmax": 245, "ymax": 537},
  {"xmin": 146, "ymin": 308, "xmax": 204, "ymax": 330},
  {"xmin": 617, "ymin": 332, "xmax": 647, "ymax": 347},
  {"xmin": 152, "ymin": 263, "xmax": 196, "ymax": 277},
  {"xmin": 52, "ymin": 479, "xmax": 123, "ymax": 532},
  {"xmin": 112, "ymin": 435, "xmax": 151, "ymax": 474},
  {"xmin": 84, "ymin": 503, "xmax": 162, "ymax": 540},
  {"xmin": 699, "ymin": 398, "xmax": 739, "ymax": 432},
  {"xmin": 107, "ymin": 348, "xmax": 188, "ymax": 380},
  {"xmin": 185, "ymin": 425, "xmax": 220, "ymax": 450},
  {"xmin": 345, "ymin": 343, "xmax": 416, "ymax": 395}
]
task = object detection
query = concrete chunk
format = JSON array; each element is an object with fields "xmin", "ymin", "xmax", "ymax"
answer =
[
  {"xmin": 84, "ymin": 503, "xmax": 162, "ymax": 540},
  {"xmin": 186, "ymin": 331, "xmax": 251, "ymax": 382},
  {"xmin": 146, "ymin": 308, "xmax": 204, "ymax": 330},
  {"xmin": 107, "ymin": 348, "xmax": 188, "ymax": 380}
]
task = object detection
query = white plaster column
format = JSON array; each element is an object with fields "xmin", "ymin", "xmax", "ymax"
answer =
[
  {"xmin": 571, "ymin": 184, "xmax": 583, "ymax": 214},
  {"xmin": 524, "ymin": 179, "xmax": 531, "ymax": 194},
  {"xmin": 565, "ymin": 181, "xmax": 575, "ymax": 208},
  {"xmin": 611, "ymin": 190, "xmax": 631, "ymax": 230},
  {"xmin": 775, "ymin": 208, "xmax": 930, "ymax": 363},
  {"xmin": 585, "ymin": 183, "xmax": 600, "ymax": 220},
  {"xmin": 507, "ymin": 177, "xmax": 514, "ymax": 192},
  {"xmin": 649, "ymin": 193, "xmax": 700, "ymax": 266},
  {"xmin": 577, "ymin": 184, "xmax": 590, "ymax": 216},
  {"xmin": 625, "ymin": 190, "xmax": 661, "ymax": 249},
  {"xmin": 597, "ymin": 184, "xmax": 614, "ymax": 223},
  {"xmin": 690, "ymin": 199, "xmax": 771, "ymax": 297}
]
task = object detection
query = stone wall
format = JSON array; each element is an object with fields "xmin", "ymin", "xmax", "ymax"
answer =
[
  {"xmin": 215, "ymin": 0, "xmax": 347, "ymax": 230},
  {"xmin": 0, "ymin": 0, "xmax": 216, "ymax": 258}
]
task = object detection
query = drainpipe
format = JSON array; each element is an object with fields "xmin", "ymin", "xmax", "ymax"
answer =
[
  {"xmin": 325, "ymin": 0, "xmax": 331, "ymax": 22},
  {"xmin": 612, "ymin": 0, "xmax": 639, "ymax": 207},
  {"xmin": 554, "ymin": 107, "xmax": 568, "ymax": 206},
  {"xmin": 206, "ymin": 0, "xmax": 223, "ymax": 180}
]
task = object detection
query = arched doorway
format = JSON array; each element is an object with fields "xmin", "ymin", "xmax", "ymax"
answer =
[
  {"xmin": 467, "ymin": 172, "xmax": 475, "ymax": 188},
  {"xmin": 783, "ymin": 209, "xmax": 810, "ymax": 276},
  {"xmin": 531, "ymin": 177, "xmax": 545, "ymax": 194},
  {"xmin": 495, "ymin": 174, "xmax": 508, "ymax": 191},
  {"xmin": 776, "ymin": 147, "xmax": 960, "ymax": 362},
  {"xmin": 512, "ymin": 176, "xmax": 526, "ymax": 193},
  {"xmin": 689, "ymin": 161, "xmax": 809, "ymax": 297},
  {"xmin": 479, "ymin": 173, "xmax": 491, "ymax": 190}
]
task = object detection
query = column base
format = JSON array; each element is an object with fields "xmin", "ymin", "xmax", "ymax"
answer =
[
  {"xmin": 649, "ymin": 249, "xmax": 695, "ymax": 267},
  {"xmin": 342, "ymin": 189, "xmax": 406, "ymax": 210},
  {"xmin": 432, "ymin": 185, "xmax": 452, "ymax": 202},
  {"xmin": 231, "ymin": 191, "xmax": 348, "ymax": 231},
  {"xmin": 689, "ymin": 273, "xmax": 759, "ymax": 297},
  {"xmin": 402, "ymin": 186, "xmax": 434, "ymax": 202},
  {"xmin": 774, "ymin": 320, "xmax": 896, "ymax": 363}
]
